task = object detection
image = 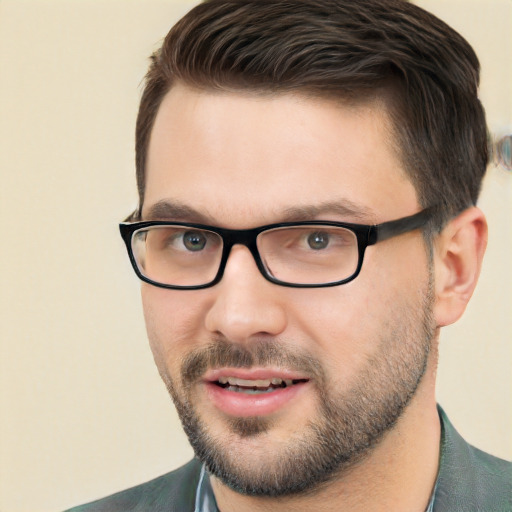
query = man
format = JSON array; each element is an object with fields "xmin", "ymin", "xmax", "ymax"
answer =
[{"xmin": 68, "ymin": 0, "xmax": 511, "ymax": 510}]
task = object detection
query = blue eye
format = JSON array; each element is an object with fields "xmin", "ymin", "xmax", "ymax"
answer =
[
  {"xmin": 183, "ymin": 231, "xmax": 207, "ymax": 251},
  {"xmin": 307, "ymin": 231, "xmax": 330, "ymax": 250}
]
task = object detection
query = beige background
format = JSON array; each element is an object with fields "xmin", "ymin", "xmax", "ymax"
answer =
[{"xmin": 0, "ymin": 1, "xmax": 510, "ymax": 511}]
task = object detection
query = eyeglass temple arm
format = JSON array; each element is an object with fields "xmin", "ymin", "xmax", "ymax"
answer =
[{"xmin": 369, "ymin": 207, "xmax": 436, "ymax": 245}]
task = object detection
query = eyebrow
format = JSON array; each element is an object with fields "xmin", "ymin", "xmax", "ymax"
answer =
[
  {"xmin": 280, "ymin": 201, "xmax": 377, "ymax": 223},
  {"xmin": 144, "ymin": 200, "xmax": 212, "ymax": 223},
  {"xmin": 143, "ymin": 199, "xmax": 377, "ymax": 225}
]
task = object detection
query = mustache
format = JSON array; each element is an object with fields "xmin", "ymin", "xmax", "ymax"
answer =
[{"xmin": 181, "ymin": 338, "xmax": 324, "ymax": 387}]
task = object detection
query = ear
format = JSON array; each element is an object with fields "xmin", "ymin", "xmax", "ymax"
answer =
[{"xmin": 433, "ymin": 207, "xmax": 487, "ymax": 327}]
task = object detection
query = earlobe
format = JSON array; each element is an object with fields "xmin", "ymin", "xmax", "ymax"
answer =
[{"xmin": 433, "ymin": 207, "xmax": 487, "ymax": 327}]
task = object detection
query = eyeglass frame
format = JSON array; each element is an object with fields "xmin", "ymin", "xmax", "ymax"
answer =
[{"xmin": 119, "ymin": 206, "xmax": 436, "ymax": 290}]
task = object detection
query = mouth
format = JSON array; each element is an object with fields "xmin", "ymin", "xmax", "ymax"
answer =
[
  {"xmin": 214, "ymin": 376, "xmax": 308, "ymax": 394},
  {"xmin": 203, "ymin": 369, "xmax": 310, "ymax": 417}
]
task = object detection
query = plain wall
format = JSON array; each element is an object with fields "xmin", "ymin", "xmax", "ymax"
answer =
[{"xmin": 0, "ymin": 1, "xmax": 510, "ymax": 511}]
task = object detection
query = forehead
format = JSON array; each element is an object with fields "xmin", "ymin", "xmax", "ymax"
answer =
[{"xmin": 144, "ymin": 83, "xmax": 418, "ymax": 226}]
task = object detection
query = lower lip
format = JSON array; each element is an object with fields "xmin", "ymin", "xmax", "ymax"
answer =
[{"xmin": 204, "ymin": 381, "xmax": 308, "ymax": 417}]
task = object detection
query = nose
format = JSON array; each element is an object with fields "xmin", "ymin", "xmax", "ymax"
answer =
[{"xmin": 204, "ymin": 245, "xmax": 287, "ymax": 343}]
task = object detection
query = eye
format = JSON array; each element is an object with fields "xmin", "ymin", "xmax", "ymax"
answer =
[
  {"xmin": 183, "ymin": 231, "xmax": 207, "ymax": 251},
  {"xmin": 307, "ymin": 231, "xmax": 330, "ymax": 250}
]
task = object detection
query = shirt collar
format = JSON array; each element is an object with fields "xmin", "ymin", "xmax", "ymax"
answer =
[
  {"xmin": 194, "ymin": 464, "xmax": 219, "ymax": 512},
  {"xmin": 194, "ymin": 463, "xmax": 437, "ymax": 512}
]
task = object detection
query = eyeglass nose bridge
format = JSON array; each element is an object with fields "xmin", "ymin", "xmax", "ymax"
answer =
[{"xmin": 214, "ymin": 227, "xmax": 271, "ymax": 285}]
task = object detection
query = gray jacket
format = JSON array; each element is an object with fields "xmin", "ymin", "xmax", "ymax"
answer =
[{"xmin": 66, "ymin": 406, "xmax": 511, "ymax": 512}]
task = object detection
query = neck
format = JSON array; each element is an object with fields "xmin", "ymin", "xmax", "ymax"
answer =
[{"xmin": 211, "ymin": 357, "xmax": 441, "ymax": 512}]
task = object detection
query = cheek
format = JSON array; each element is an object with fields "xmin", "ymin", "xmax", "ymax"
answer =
[
  {"xmin": 287, "ymin": 240, "xmax": 429, "ymax": 380},
  {"xmin": 286, "ymin": 285, "xmax": 375, "ymax": 382},
  {"xmin": 141, "ymin": 284, "xmax": 208, "ymax": 367}
]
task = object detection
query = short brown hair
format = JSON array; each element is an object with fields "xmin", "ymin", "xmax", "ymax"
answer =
[{"xmin": 134, "ymin": 0, "xmax": 488, "ymax": 230}]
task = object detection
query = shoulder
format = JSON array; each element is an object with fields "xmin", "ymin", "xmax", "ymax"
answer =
[
  {"xmin": 434, "ymin": 406, "xmax": 512, "ymax": 511},
  {"xmin": 64, "ymin": 458, "xmax": 203, "ymax": 512}
]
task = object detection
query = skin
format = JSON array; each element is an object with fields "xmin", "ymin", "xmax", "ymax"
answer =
[{"xmin": 140, "ymin": 83, "xmax": 487, "ymax": 512}]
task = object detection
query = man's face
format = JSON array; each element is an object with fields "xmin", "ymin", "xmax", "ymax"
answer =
[{"xmin": 141, "ymin": 84, "xmax": 436, "ymax": 496}]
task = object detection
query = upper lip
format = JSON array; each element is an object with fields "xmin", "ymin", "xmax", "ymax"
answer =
[{"xmin": 204, "ymin": 368, "xmax": 310, "ymax": 383}]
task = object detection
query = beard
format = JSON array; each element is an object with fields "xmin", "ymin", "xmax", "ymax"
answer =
[{"xmin": 156, "ymin": 279, "xmax": 436, "ymax": 497}]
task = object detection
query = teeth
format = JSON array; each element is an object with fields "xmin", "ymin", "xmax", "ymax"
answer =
[{"xmin": 217, "ymin": 376, "xmax": 294, "ymax": 387}]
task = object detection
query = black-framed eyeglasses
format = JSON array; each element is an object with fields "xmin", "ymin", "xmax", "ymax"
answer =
[{"xmin": 119, "ymin": 207, "xmax": 435, "ymax": 289}]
